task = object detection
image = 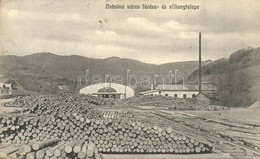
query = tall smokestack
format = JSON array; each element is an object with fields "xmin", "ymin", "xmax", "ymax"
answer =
[{"xmin": 199, "ymin": 33, "xmax": 202, "ymax": 97}]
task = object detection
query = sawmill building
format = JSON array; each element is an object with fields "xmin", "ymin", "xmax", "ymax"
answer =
[
  {"xmin": 80, "ymin": 83, "xmax": 135, "ymax": 99},
  {"xmin": 140, "ymin": 84, "xmax": 216, "ymax": 100}
]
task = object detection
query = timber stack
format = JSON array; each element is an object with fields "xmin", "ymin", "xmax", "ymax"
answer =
[
  {"xmin": 0, "ymin": 95, "xmax": 213, "ymax": 159},
  {"xmin": 126, "ymin": 95, "xmax": 227, "ymax": 111}
]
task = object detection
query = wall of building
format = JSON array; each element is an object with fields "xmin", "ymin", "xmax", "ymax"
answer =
[
  {"xmin": 151, "ymin": 92, "xmax": 160, "ymax": 95},
  {"xmin": 141, "ymin": 91, "xmax": 160, "ymax": 96},
  {"xmin": 141, "ymin": 90, "xmax": 199, "ymax": 99},
  {"xmin": 80, "ymin": 83, "xmax": 135, "ymax": 99},
  {"xmin": 97, "ymin": 94, "xmax": 121, "ymax": 99},
  {"xmin": 0, "ymin": 87, "xmax": 12, "ymax": 95},
  {"xmin": 159, "ymin": 91, "xmax": 198, "ymax": 98}
]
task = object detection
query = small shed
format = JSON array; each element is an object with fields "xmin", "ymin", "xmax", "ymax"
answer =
[
  {"xmin": 93, "ymin": 87, "xmax": 122, "ymax": 99},
  {"xmin": 0, "ymin": 83, "xmax": 12, "ymax": 95},
  {"xmin": 80, "ymin": 83, "xmax": 135, "ymax": 99}
]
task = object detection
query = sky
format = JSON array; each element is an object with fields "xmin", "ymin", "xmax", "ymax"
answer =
[{"xmin": 0, "ymin": 0, "xmax": 259, "ymax": 64}]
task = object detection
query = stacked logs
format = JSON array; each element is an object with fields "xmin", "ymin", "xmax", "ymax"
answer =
[
  {"xmin": 4, "ymin": 96, "xmax": 36, "ymax": 108},
  {"xmin": 90, "ymin": 120, "xmax": 210, "ymax": 154},
  {"xmin": 0, "ymin": 115, "xmax": 37, "ymax": 144},
  {"xmin": 18, "ymin": 95, "xmax": 104, "ymax": 119},
  {"xmin": 4, "ymin": 94, "xmax": 114, "ymax": 109},
  {"xmin": 126, "ymin": 95, "xmax": 227, "ymax": 111},
  {"xmin": 102, "ymin": 111, "xmax": 116, "ymax": 119},
  {"xmin": 0, "ymin": 113, "xmax": 212, "ymax": 155},
  {"xmin": 102, "ymin": 111, "xmax": 134, "ymax": 120},
  {"xmin": 0, "ymin": 139, "xmax": 100, "ymax": 159},
  {"xmin": 0, "ymin": 94, "xmax": 213, "ymax": 159},
  {"xmin": 29, "ymin": 100, "xmax": 102, "ymax": 119}
]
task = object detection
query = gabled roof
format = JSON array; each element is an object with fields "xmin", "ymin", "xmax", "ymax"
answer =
[
  {"xmin": 98, "ymin": 87, "xmax": 117, "ymax": 93},
  {"xmin": 156, "ymin": 84, "xmax": 195, "ymax": 91},
  {"xmin": 4, "ymin": 84, "xmax": 12, "ymax": 88},
  {"xmin": 0, "ymin": 83, "xmax": 12, "ymax": 88},
  {"xmin": 92, "ymin": 92, "xmax": 122, "ymax": 95}
]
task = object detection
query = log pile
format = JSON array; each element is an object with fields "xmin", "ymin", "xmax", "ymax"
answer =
[
  {"xmin": 0, "ymin": 139, "xmax": 100, "ymax": 159},
  {"xmin": 4, "ymin": 96, "xmax": 36, "ymax": 108},
  {"xmin": 4, "ymin": 94, "xmax": 115, "ymax": 108},
  {"xmin": 126, "ymin": 95, "xmax": 227, "ymax": 111},
  {"xmin": 0, "ymin": 94, "xmax": 213, "ymax": 158},
  {"xmin": 0, "ymin": 115, "xmax": 212, "ymax": 156},
  {"xmin": 102, "ymin": 111, "xmax": 134, "ymax": 120}
]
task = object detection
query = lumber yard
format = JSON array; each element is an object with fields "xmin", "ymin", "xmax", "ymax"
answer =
[{"xmin": 0, "ymin": 94, "xmax": 259, "ymax": 159}]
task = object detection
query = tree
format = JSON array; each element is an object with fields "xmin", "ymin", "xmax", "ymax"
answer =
[{"xmin": 216, "ymin": 70, "xmax": 251, "ymax": 107}]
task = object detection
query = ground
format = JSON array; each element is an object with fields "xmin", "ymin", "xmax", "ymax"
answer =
[{"xmin": 185, "ymin": 108, "xmax": 260, "ymax": 125}]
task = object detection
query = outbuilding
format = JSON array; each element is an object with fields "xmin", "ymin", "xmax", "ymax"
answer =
[
  {"xmin": 0, "ymin": 83, "xmax": 12, "ymax": 95},
  {"xmin": 80, "ymin": 83, "xmax": 135, "ymax": 99}
]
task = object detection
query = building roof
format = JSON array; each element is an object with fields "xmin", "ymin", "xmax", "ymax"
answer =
[
  {"xmin": 92, "ymin": 92, "xmax": 122, "ymax": 95},
  {"xmin": 5, "ymin": 84, "xmax": 12, "ymax": 88},
  {"xmin": 98, "ymin": 87, "xmax": 117, "ymax": 93},
  {"xmin": 1, "ymin": 83, "xmax": 12, "ymax": 88},
  {"xmin": 139, "ymin": 90, "xmax": 159, "ymax": 95},
  {"xmin": 139, "ymin": 84, "xmax": 216, "ymax": 95},
  {"xmin": 155, "ymin": 84, "xmax": 216, "ymax": 91}
]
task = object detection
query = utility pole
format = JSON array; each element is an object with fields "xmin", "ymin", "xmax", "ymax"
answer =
[
  {"xmin": 108, "ymin": 75, "xmax": 111, "ymax": 99},
  {"xmin": 199, "ymin": 33, "xmax": 202, "ymax": 97},
  {"xmin": 174, "ymin": 70, "xmax": 178, "ymax": 88},
  {"xmin": 212, "ymin": 78, "xmax": 215, "ymax": 99},
  {"xmin": 125, "ymin": 70, "xmax": 130, "ymax": 98},
  {"xmin": 109, "ymin": 81, "xmax": 111, "ymax": 99},
  {"xmin": 124, "ymin": 85, "xmax": 126, "ymax": 99},
  {"xmin": 105, "ymin": 75, "xmax": 111, "ymax": 99}
]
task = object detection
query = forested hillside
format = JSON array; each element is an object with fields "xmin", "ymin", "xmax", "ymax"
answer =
[{"xmin": 188, "ymin": 47, "xmax": 260, "ymax": 107}]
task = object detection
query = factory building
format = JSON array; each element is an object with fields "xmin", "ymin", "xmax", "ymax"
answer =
[
  {"xmin": 140, "ymin": 84, "xmax": 216, "ymax": 100},
  {"xmin": 80, "ymin": 83, "xmax": 135, "ymax": 99}
]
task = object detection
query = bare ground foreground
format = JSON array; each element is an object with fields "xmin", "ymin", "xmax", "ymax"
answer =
[{"xmin": 184, "ymin": 108, "xmax": 260, "ymax": 125}]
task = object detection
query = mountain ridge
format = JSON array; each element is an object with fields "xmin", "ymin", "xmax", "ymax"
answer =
[{"xmin": 0, "ymin": 52, "xmax": 211, "ymax": 94}]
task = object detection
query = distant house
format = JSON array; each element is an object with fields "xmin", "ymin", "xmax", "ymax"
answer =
[
  {"xmin": 140, "ymin": 84, "xmax": 216, "ymax": 100},
  {"xmin": 0, "ymin": 83, "xmax": 13, "ymax": 95}
]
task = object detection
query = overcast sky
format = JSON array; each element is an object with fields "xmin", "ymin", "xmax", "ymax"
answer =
[{"xmin": 0, "ymin": 0, "xmax": 259, "ymax": 64}]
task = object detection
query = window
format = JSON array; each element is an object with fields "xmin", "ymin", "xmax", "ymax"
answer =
[
  {"xmin": 183, "ymin": 94, "xmax": 187, "ymax": 99},
  {"xmin": 165, "ymin": 94, "xmax": 168, "ymax": 96},
  {"xmin": 174, "ymin": 94, "xmax": 178, "ymax": 98},
  {"xmin": 192, "ymin": 94, "xmax": 196, "ymax": 98}
]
